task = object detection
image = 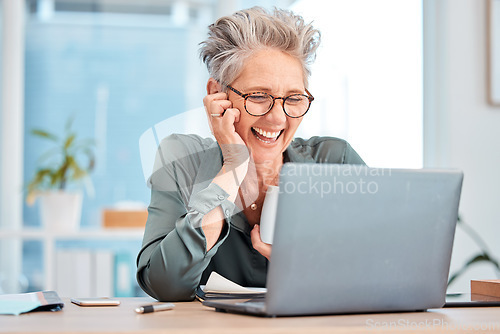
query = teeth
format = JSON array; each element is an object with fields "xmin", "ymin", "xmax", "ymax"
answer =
[{"xmin": 253, "ymin": 127, "xmax": 281, "ymax": 138}]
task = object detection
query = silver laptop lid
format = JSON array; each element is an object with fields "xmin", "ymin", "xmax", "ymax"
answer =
[{"xmin": 266, "ymin": 164, "xmax": 463, "ymax": 316}]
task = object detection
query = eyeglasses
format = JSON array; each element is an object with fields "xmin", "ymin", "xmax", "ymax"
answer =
[{"xmin": 226, "ymin": 85, "xmax": 314, "ymax": 118}]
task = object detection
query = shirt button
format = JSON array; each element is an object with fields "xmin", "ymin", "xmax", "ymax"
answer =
[
  {"xmin": 218, "ymin": 194, "xmax": 225, "ymax": 201},
  {"xmin": 225, "ymin": 209, "xmax": 230, "ymax": 217}
]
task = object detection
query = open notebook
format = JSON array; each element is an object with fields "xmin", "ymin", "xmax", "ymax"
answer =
[{"xmin": 196, "ymin": 272, "xmax": 266, "ymax": 301}]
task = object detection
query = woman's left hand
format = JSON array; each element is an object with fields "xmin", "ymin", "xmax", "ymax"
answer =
[{"xmin": 250, "ymin": 224, "xmax": 272, "ymax": 261}]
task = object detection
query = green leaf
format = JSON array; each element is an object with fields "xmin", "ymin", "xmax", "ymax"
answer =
[
  {"xmin": 25, "ymin": 115, "xmax": 96, "ymax": 197},
  {"xmin": 447, "ymin": 271, "xmax": 462, "ymax": 287},
  {"xmin": 64, "ymin": 134, "xmax": 76, "ymax": 150},
  {"xmin": 448, "ymin": 252, "xmax": 500, "ymax": 286},
  {"xmin": 67, "ymin": 156, "xmax": 86, "ymax": 180},
  {"xmin": 52, "ymin": 166, "xmax": 66, "ymax": 188},
  {"xmin": 31, "ymin": 129, "xmax": 58, "ymax": 141},
  {"xmin": 464, "ymin": 254, "xmax": 491, "ymax": 266},
  {"xmin": 27, "ymin": 168, "xmax": 54, "ymax": 193}
]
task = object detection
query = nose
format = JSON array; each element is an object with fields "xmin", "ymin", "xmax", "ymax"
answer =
[{"xmin": 264, "ymin": 98, "xmax": 287, "ymax": 124}]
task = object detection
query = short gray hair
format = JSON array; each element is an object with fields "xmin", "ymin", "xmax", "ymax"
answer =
[{"xmin": 199, "ymin": 7, "xmax": 321, "ymax": 87}]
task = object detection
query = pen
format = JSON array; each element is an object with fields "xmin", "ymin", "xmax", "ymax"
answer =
[{"xmin": 135, "ymin": 303, "xmax": 175, "ymax": 314}]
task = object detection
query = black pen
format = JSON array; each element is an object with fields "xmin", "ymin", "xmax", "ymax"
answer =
[{"xmin": 135, "ymin": 303, "xmax": 175, "ymax": 314}]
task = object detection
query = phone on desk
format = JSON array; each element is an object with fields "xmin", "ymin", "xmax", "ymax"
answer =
[{"xmin": 71, "ymin": 298, "xmax": 121, "ymax": 306}]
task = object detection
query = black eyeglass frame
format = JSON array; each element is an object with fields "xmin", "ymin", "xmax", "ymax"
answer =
[{"xmin": 226, "ymin": 85, "xmax": 314, "ymax": 118}]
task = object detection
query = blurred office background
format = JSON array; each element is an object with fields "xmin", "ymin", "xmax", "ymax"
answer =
[{"xmin": 0, "ymin": 0, "xmax": 499, "ymax": 296}]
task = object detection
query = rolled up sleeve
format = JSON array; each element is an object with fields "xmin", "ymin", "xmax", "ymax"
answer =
[
  {"xmin": 137, "ymin": 183, "xmax": 234, "ymax": 301},
  {"xmin": 136, "ymin": 134, "xmax": 233, "ymax": 301}
]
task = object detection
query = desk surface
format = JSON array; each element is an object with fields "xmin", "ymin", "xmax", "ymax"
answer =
[{"xmin": 2, "ymin": 298, "xmax": 500, "ymax": 334}]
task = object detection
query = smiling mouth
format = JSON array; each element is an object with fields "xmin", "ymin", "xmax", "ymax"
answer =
[{"xmin": 251, "ymin": 127, "xmax": 284, "ymax": 144}]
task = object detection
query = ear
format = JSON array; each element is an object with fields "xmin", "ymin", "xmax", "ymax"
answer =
[{"xmin": 206, "ymin": 78, "xmax": 222, "ymax": 95}]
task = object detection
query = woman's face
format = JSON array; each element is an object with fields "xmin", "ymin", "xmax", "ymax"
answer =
[{"xmin": 229, "ymin": 49, "xmax": 306, "ymax": 166}]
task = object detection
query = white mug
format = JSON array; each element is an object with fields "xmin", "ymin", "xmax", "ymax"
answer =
[{"xmin": 259, "ymin": 185, "xmax": 279, "ymax": 244}]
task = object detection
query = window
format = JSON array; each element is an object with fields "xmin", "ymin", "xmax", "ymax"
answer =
[
  {"xmin": 292, "ymin": 0, "xmax": 423, "ymax": 168},
  {"xmin": 17, "ymin": 0, "xmax": 292, "ymax": 294},
  {"xmin": 23, "ymin": 0, "xmax": 215, "ymax": 231},
  {"xmin": 2, "ymin": 0, "xmax": 422, "ymax": 294}
]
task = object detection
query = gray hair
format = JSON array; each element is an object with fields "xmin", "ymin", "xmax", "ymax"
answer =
[{"xmin": 199, "ymin": 6, "xmax": 321, "ymax": 87}]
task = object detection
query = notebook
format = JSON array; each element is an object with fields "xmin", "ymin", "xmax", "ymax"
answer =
[
  {"xmin": 196, "ymin": 272, "xmax": 266, "ymax": 302},
  {"xmin": 203, "ymin": 164, "xmax": 464, "ymax": 317},
  {"xmin": 0, "ymin": 291, "xmax": 64, "ymax": 315}
]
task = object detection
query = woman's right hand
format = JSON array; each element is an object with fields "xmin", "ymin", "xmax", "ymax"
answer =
[
  {"xmin": 203, "ymin": 80, "xmax": 249, "ymax": 168},
  {"xmin": 202, "ymin": 82, "xmax": 252, "ymax": 250}
]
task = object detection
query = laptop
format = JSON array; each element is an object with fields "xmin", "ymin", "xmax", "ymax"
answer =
[{"xmin": 203, "ymin": 164, "xmax": 464, "ymax": 317}]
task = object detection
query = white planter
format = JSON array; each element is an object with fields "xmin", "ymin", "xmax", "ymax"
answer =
[{"xmin": 39, "ymin": 191, "xmax": 83, "ymax": 231}]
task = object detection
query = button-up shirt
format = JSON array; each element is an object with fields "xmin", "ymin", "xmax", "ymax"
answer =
[{"xmin": 137, "ymin": 134, "xmax": 365, "ymax": 301}]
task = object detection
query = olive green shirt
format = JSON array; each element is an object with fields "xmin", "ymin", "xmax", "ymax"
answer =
[{"xmin": 136, "ymin": 134, "xmax": 365, "ymax": 301}]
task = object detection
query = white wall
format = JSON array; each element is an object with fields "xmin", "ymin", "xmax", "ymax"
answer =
[{"xmin": 425, "ymin": 0, "xmax": 500, "ymax": 292}]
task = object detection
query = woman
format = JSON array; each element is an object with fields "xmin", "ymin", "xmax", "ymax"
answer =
[{"xmin": 137, "ymin": 7, "xmax": 364, "ymax": 302}]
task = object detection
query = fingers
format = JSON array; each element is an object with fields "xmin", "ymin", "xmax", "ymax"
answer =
[
  {"xmin": 203, "ymin": 91, "xmax": 247, "ymax": 163},
  {"xmin": 251, "ymin": 225, "xmax": 272, "ymax": 261},
  {"xmin": 211, "ymin": 107, "xmax": 243, "ymax": 145},
  {"xmin": 203, "ymin": 92, "xmax": 231, "ymax": 117},
  {"xmin": 203, "ymin": 92, "xmax": 228, "ymax": 104},
  {"xmin": 203, "ymin": 92, "xmax": 232, "ymax": 139},
  {"xmin": 219, "ymin": 107, "xmax": 241, "ymax": 125}
]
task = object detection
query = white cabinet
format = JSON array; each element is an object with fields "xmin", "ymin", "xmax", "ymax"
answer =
[{"xmin": 0, "ymin": 228, "xmax": 144, "ymax": 296}]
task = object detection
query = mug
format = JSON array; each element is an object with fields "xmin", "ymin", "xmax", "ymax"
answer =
[{"xmin": 259, "ymin": 185, "xmax": 279, "ymax": 244}]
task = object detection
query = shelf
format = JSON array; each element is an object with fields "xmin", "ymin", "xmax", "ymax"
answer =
[{"xmin": 0, "ymin": 227, "xmax": 145, "ymax": 293}]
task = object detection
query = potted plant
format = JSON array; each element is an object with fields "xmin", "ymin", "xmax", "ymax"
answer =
[
  {"xmin": 448, "ymin": 216, "xmax": 500, "ymax": 287},
  {"xmin": 26, "ymin": 117, "xmax": 95, "ymax": 231}
]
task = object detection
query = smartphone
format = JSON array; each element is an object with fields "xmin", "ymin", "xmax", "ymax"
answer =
[{"xmin": 71, "ymin": 297, "xmax": 121, "ymax": 306}]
